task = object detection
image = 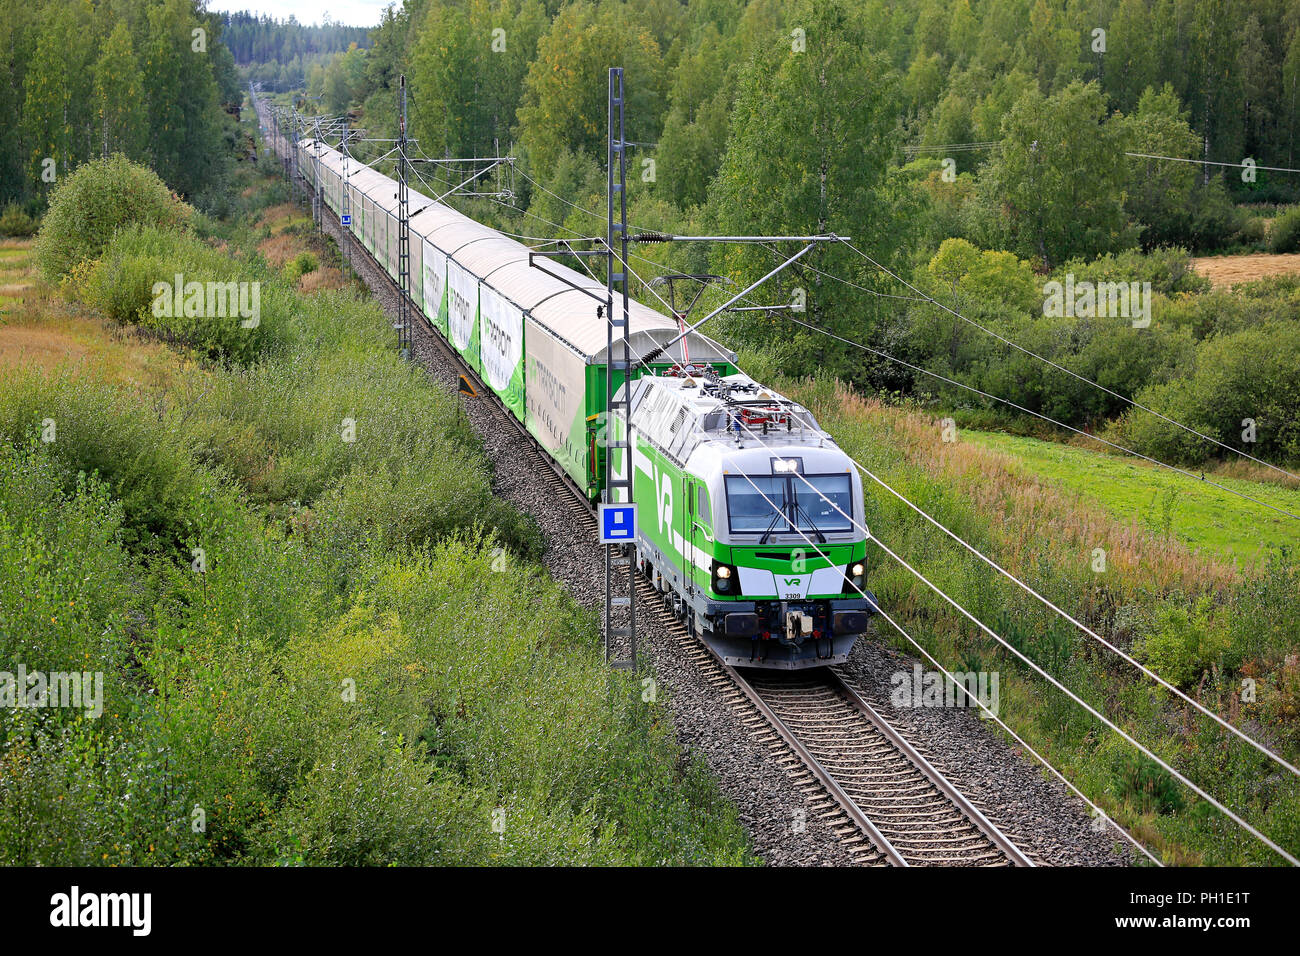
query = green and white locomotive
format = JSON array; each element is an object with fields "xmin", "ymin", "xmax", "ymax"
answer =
[
  {"xmin": 286, "ymin": 130, "xmax": 876, "ymax": 670},
  {"xmin": 616, "ymin": 368, "xmax": 875, "ymax": 669}
]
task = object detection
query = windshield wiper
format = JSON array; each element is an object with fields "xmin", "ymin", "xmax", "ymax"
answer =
[
  {"xmin": 789, "ymin": 486, "xmax": 827, "ymax": 543},
  {"xmin": 758, "ymin": 505, "xmax": 785, "ymax": 545}
]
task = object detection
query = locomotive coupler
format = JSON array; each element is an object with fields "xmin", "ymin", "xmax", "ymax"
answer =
[{"xmin": 783, "ymin": 609, "xmax": 814, "ymax": 646}]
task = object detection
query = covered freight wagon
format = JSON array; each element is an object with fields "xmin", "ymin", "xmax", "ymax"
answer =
[{"xmin": 297, "ymin": 137, "xmax": 739, "ymax": 500}]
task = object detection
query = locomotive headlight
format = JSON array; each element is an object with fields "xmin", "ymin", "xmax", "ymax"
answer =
[
  {"xmin": 846, "ymin": 562, "xmax": 866, "ymax": 592},
  {"xmin": 851, "ymin": 563, "xmax": 865, "ymax": 579},
  {"xmin": 712, "ymin": 561, "xmax": 739, "ymax": 595}
]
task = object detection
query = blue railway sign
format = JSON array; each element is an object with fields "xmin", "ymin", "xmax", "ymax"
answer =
[
  {"xmin": 341, "ymin": 214, "xmax": 351, "ymax": 225},
  {"xmin": 599, "ymin": 503, "xmax": 636, "ymax": 544}
]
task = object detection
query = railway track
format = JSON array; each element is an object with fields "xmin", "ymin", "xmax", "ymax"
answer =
[
  {"xmin": 635, "ymin": 578, "xmax": 1033, "ymax": 867},
  {"xmin": 290, "ymin": 157, "xmax": 1034, "ymax": 868}
]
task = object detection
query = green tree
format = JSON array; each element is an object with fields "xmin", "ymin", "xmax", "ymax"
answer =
[
  {"xmin": 140, "ymin": 0, "xmax": 225, "ymax": 198},
  {"xmin": 1188, "ymin": 0, "xmax": 1244, "ymax": 183},
  {"xmin": 707, "ymin": 0, "xmax": 913, "ymax": 378},
  {"xmin": 0, "ymin": 0, "xmax": 40, "ymax": 204},
  {"xmin": 1236, "ymin": 14, "xmax": 1276, "ymax": 162},
  {"xmin": 1020, "ymin": 0, "xmax": 1084, "ymax": 92},
  {"xmin": 1101, "ymin": 0, "xmax": 1158, "ymax": 112},
  {"xmin": 654, "ymin": 25, "xmax": 732, "ymax": 209},
  {"xmin": 517, "ymin": 2, "xmax": 664, "ymax": 175},
  {"xmin": 979, "ymin": 80, "xmax": 1135, "ymax": 266},
  {"xmin": 1120, "ymin": 84, "xmax": 1200, "ymax": 247},
  {"xmin": 323, "ymin": 49, "xmax": 354, "ymax": 113},
  {"xmin": 410, "ymin": 0, "xmax": 546, "ymax": 160},
  {"xmin": 1283, "ymin": 29, "xmax": 1300, "ymax": 167},
  {"xmin": 93, "ymin": 21, "xmax": 146, "ymax": 161},
  {"xmin": 22, "ymin": 0, "xmax": 97, "ymax": 189}
]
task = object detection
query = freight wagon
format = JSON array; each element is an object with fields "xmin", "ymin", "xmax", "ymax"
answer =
[{"xmin": 299, "ymin": 136, "xmax": 737, "ymax": 499}]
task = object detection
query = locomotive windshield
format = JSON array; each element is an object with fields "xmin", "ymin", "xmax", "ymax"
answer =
[{"xmin": 725, "ymin": 474, "xmax": 853, "ymax": 536}]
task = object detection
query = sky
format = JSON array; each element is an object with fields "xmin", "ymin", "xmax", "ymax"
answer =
[{"xmin": 207, "ymin": 1, "xmax": 392, "ymax": 28}]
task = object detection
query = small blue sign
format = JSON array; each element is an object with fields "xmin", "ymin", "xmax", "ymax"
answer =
[
  {"xmin": 341, "ymin": 214, "xmax": 352, "ymax": 226},
  {"xmin": 599, "ymin": 504, "xmax": 636, "ymax": 544}
]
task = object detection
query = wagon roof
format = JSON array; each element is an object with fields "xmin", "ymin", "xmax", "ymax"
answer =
[{"xmin": 302, "ymin": 139, "xmax": 737, "ymax": 367}]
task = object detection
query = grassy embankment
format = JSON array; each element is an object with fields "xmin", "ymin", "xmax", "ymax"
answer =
[{"xmin": 0, "ymin": 152, "xmax": 756, "ymax": 865}]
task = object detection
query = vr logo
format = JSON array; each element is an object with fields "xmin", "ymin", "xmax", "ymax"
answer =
[
  {"xmin": 647, "ymin": 461, "xmax": 674, "ymax": 544},
  {"xmin": 659, "ymin": 471, "xmax": 673, "ymax": 536}
]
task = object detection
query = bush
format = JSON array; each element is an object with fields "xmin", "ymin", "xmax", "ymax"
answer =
[
  {"xmin": 1138, "ymin": 597, "xmax": 1229, "ymax": 688},
  {"xmin": 1186, "ymin": 182, "xmax": 1247, "ymax": 252},
  {"xmin": 0, "ymin": 166, "xmax": 756, "ymax": 865},
  {"xmin": 1270, "ymin": 207, "xmax": 1300, "ymax": 254},
  {"xmin": 283, "ymin": 251, "xmax": 318, "ymax": 283},
  {"xmin": 0, "ymin": 204, "xmax": 36, "ymax": 237},
  {"xmin": 1236, "ymin": 214, "xmax": 1268, "ymax": 249},
  {"xmin": 77, "ymin": 225, "xmax": 280, "ymax": 362},
  {"xmin": 1054, "ymin": 247, "xmax": 1210, "ymax": 297},
  {"xmin": 0, "ymin": 371, "xmax": 222, "ymax": 554},
  {"xmin": 33, "ymin": 154, "xmax": 192, "ymax": 281},
  {"xmin": 1117, "ymin": 322, "xmax": 1300, "ymax": 465}
]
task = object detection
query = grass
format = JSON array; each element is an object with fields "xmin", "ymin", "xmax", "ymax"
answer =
[
  {"xmin": 0, "ymin": 240, "xmax": 35, "ymax": 312},
  {"xmin": 959, "ymin": 429, "xmax": 1300, "ymax": 564}
]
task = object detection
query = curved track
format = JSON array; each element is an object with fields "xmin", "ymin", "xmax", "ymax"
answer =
[{"xmin": 279, "ymin": 140, "xmax": 1034, "ymax": 867}]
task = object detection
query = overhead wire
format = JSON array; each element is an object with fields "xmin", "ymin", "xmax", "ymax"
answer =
[
  {"xmin": 833, "ymin": 236, "xmax": 1300, "ymax": 486},
  {"xmin": 605, "ymin": 248, "xmax": 1300, "ymax": 783}
]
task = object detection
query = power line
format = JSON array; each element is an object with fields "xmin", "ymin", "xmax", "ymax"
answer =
[
  {"xmin": 777, "ymin": 314, "xmax": 1300, "ymax": 523},
  {"xmin": 711, "ymin": 450, "xmax": 1162, "ymax": 864},
  {"xmin": 606, "ymin": 248, "xmax": 1300, "ymax": 852},
  {"xmin": 764, "ymin": 339, "xmax": 1300, "ymax": 777},
  {"xmin": 623, "ymin": 247, "xmax": 1299, "ymax": 521},
  {"xmin": 611, "ymin": 242, "xmax": 1300, "ymax": 782},
  {"xmin": 620, "ymin": 225, "xmax": 1299, "ymax": 521},
  {"xmin": 672, "ymin": 294, "xmax": 1300, "ymax": 793},
  {"xmin": 468, "ymin": 144, "xmax": 1299, "ymax": 515},
  {"xmin": 606, "ymin": 323, "xmax": 1159, "ymax": 858},
  {"xmin": 833, "ymin": 236, "xmax": 1300, "ymax": 488},
  {"xmin": 402, "ymin": 138, "xmax": 1292, "ymax": 862},
  {"xmin": 1126, "ymin": 151, "xmax": 1300, "ymax": 175},
  {"xmin": 903, "ymin": 141, "xmax": 1001, "ymax": 154}
]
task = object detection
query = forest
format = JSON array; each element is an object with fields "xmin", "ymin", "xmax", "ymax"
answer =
[
  {"xmin": 223, "ymin": 10, "xmax": 372, "ymax": 92},
  {"xmin": 283, "ymin": 0, "xmax": 1300, "ymax": 468},
  {"xmin": 0, "ymin": 0, "xmax": 242, "ymax": 212}
]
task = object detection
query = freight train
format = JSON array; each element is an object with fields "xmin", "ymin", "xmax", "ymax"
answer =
[{"xmin": 267, "ymin": 114, "xmax": 876, "ymax": 668}]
